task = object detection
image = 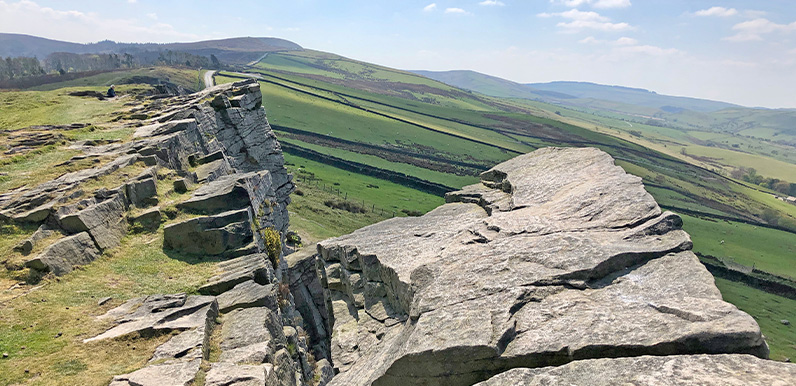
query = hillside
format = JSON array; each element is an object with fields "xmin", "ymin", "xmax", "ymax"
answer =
[
  {"xmin": 0, "ymin": 33, "xmax": 302, "ymax": 64},
  {"xmin": 414, "ymin": 69, "xmax": 796, "ymax": 175}
]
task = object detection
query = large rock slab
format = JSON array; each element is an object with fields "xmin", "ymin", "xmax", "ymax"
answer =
[
  {"xmin": 199, "ymin": 253, "xmax": 273, "ymax": 295},
  {"xmin": 217, "ymin": 280, "xmax": 278, "ymax": 313},
  {"xmin": 163, "ymin": 208, "xmax": 253, "ymax": 255},
  {"xmin": 85, "ymin": 294, "xmax": 217, "ymax": 342},
  {"xmin": 318, "ymin": 147, "xmax": 769, "ymax": 386},
  {"xmin": 474, "ymin": 354, "xmax": 796, "ymax": 386},
  {"xmin": 25, "ymin": 232, "xmax": 100, "ymax": 275},
  {"xmin": 205, "ymin": 363, "xmax": 278, "ymax": 386},
  {"xmin": 57, "ymin": 190, "xmax": 128, "ymax": 250},
  {"xmin": 177, "ymin": 172, "xmax": 267, "ymax": 214},
  {"xmin": 109, "ymin": 358, "xmax": 201, "ymax": 386}
]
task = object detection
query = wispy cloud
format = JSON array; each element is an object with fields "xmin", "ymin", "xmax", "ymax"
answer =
[
  {"xmin": 539, "ymin": 9, "xmax": 633, "ymax": 32},
  {"xmin": 423, "ymin": 3, "xmax": 437, "ymax": 12},
  {"xmin": 479, "ymin": 0, "xmax": 505, "ymax": 6},
  {"xmin": 579, "ymin": 36, "xmax": 637, "ymax": 45},
  {"xmin": 0, "ymin": 0, "xmax": 203, "ymax": 43},
  {"xmin": 616, "ymin": 44, "xmax": 680, "ymax": 56},
  {"xmin": 550, "ymin": 0, "xmax": 631, "ymax": 9},
  {"xmin": 724, "ymin": 18, "xmax": 796, "ymax": 42},
  {"xmin": 694, "ymin": 7, "xmax": 738, "ymax": 17},
  {"xmin": 445, "ymin": 8, "xmax": 469, "ymax": 15}
]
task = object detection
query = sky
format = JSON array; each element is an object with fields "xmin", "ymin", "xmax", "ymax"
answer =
[{"xmin": 1, "ymin": 0, "xmax": 795, "ymax": 108}]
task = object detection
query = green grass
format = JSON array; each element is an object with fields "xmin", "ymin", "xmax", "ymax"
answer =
[
  {"xmin": 284, "ymin": 153, "xmax": 444, "ymax": 243},
  {"xmin": 0, "ymin": 88, "xmax": 128, "ymax": 131},
  {"xmin": 0, "ymin": 233, "xmax": 219, "ymax": 386},
  {"xmin": 29, "ymin": 67, "xmax": 201, "ymax": 93},
  {"xmin": 714, "ymin": 278, "xmax": 796, "ymax": 362},
  {"xmin": 682, "ymin": 214, "xmax": 796, "ymax": 279}
]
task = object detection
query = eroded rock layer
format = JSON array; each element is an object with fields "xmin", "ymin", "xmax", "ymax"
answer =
[{"xmin": 317, "ymin": 147, "xmax": 776, "ymax": 386}]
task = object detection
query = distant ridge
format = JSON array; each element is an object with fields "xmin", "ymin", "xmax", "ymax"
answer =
[
  {"xmin": 412, "ymin": 69, "xmax": 739, "ymax": 112},
  {"xmin": 0, "ymin": 33, "xmax": 302, "ymax": 64}
]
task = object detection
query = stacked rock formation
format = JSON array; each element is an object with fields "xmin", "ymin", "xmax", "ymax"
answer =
[
  {"xmin": 315, "ymin": 147, "xmax": 796, "ymax": 385},
  {"xmin": 1, "ymin": 79, "xmax": 331, "ymax": 385}
]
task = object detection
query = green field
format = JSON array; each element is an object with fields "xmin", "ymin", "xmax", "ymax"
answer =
[
  {"xmin": 714, "ymin": 278, "xmax": 796, "ymax": 361},
  {"xmin": 682, "ymin": 214, "xmax": 796, "ymax": 279}
]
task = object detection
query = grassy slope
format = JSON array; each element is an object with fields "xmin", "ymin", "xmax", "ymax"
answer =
[
  {"xmin": 714, "ymin": 278, "xmax": 796, "ymax": 361},
  {"xmin": 28, "ymin": 67, "xmax": 202, "ymax": 93}
]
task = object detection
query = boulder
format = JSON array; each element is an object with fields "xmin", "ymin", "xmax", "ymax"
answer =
[
  {"xmin": 205, "ymin": 363, "xmax": 272, "ymax": 386},
  {"xmin": 109, "ymin": 358, "xmax": 201, "ymax": 386},
  {"xmin": 219, "ymin": 341, "xmax": 275, "ymax": 365},
  {"xmin": 126, "ymin": 177, "xmax": 158, "ymax": 208},
  {"xmin": 198, "ymin": 253, "xmax": 273, "ymax": 295},
  {"xmin": 25, "ymin": 232, "xmax": 100, "ymax": 275},
  {"xmin": 163, "ymin": 208, "xmax": 252, "ymax": 255},
  {"xmin": 57, "ymin": 190, "xmax": 128, "ymax": 250},
  {"xmin": 85, "ymin": 294, "xmax": 218, "ymax": 343},
  {"xmin": 129, "ymin": 207, "xmax": 163, "ymax": 232},
  {"xmin": 149, "ymin": 326, "xmax": 208, "ymax": 362},
  {"xmin": 318, "ymin": 148, "xmax": 768, "ymax": 386},
  {"xmin": 217, "ymin": 280, "xmax": 278, "ymax": 313},
  {"xmin": 474, "ymin": 354, "xmax": 796, "ymax": 386},
  {"xmin": 221, "ymin": 307, "xmax": 284, "ymax": 351},
  {"xmin": 177, "ymin": 172, "xmax": 265, "ymax": 214}
]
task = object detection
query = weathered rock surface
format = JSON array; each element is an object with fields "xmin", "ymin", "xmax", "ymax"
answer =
[
  {"xmin": 85, "ymin": 294, "xmax": 217, "ymax": 342},
  {"xmin": 317, "ymin": 147, "xmax": 772, "ymax": 386},
  {"xmin": 199, "ymin": 253, "xmax": 273, "ymax": 295},
  {"xmin": 109, "ymin": 358, "xmax": 201, "ymax": 386},
  {"xmin": 205, "ymin": 363, "xmax": 278, "ymax": 386},
  {"xmin": 217, "ymin": 280, "xmax": 278, "ymax": 313},
  {"xmin": 57, "ymin": 190, "xmax": 128, "ymax": 250},
  {"xmin": 25, "ymin": 232, "xmax": 100, "ymax": 275},
  {"xmin": 163, "ymin": 208, "xmax": 253, "ymax": 255},
  {"xmin": 475, "ymin": 354, "xmax": 796, "ymax": 386}
]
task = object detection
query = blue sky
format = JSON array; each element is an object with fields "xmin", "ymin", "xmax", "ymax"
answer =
[{"xmin": 1, "ymin": 0, "xmax": 795, "ymax": 108}]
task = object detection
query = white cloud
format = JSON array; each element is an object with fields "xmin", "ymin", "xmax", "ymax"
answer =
[
  {"xmin": 127, "ymin": 0, "xmax": 137, "ymax": 3},
  {"xmin": 479, "ymin": 0, "xmax": 505, "ymax": 6},
  {"xmin": 0, "ymin": 0, "xmax": 203, "ymax": 43},
  {"xmin": 694, "ymin": 7, "xmax": 738, "ymax": 17},
  {"xmin": 724, "ymin": 18, "xmax": 796, "ymax": 42},
  {"xmin": 444, "ymin": 8, "xmax": 468, "ymax": 15},
  {"xmin": 616, "ymin": 44, "xmax": 680, "ymax": 56},
  {"xmin": 423, "ymin": 3, "xmax": 436, "ymax": 12},
  {"xmin": 615, "ymin": 36, "xmax": 637, "ymax": 45},
  {"xmin": 579, "ymin": 36, "xmax": 637, "ymax": 45},
  {"xmin": 146, "ymin": 12, "xmax": 157, "ymax": 20},
  {"xmin": 550, "ymin": 0, "xmax": 631, "ymax": 9},
  {"xmin": 539, "ymin": 8, "xmax": 632, "ymax": 32}
]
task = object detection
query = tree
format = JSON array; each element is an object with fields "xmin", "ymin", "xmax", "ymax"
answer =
[{"xmin": 210, "ymin": 54, "xmax": 221, "ymax": 69}]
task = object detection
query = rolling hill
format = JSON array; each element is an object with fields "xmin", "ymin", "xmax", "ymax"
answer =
[{"xmin": 0, "ymin": 33, "xmax": 302, "ymax": 64}]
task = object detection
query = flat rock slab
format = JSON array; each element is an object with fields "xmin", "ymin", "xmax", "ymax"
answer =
[
  {"xmin": 221, "ymin": 307, "xmax": 284, "ymax": 351},
  {"xmin": 205, "ymin": 363, "xmax": 277, "ymax": 386},
  {"xmin": 110, "ymin": 358, "xmax": 201, "ymax": 386},
  {"xmin": 163, "ymin": 208, "xmax": 252, "ymax": 255},
  {"xmin": 217, "ymin": 280, "xmax": 278, "ymax": 313},
  {"xmin": 85, "ymin": 294, "xmax": 217, "ymax": 343},
  {"xmin": 199, "ymin": 253, "xmax": 272, "ymax": 296},
  {"xmin": 474, "ymin": 354, "xmax": 796, "ymax": 386},
  {"xmin": 318, "ymin": 147, "xmax": 768, "ymax": 386},
  {"xmin": 25, "ymin": 232, "xmax": 100, "ymax": 275},
  {"xmin": 177, "ymin": 171, "xmax": 268, "ymax": 214},
  {"xmin": 150, "ymin": 327, "xmax": 208, "ymax": 362}
]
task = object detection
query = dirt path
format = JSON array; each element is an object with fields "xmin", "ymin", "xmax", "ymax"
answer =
[{"xmin": 203, "ymin": 70, "xmax": 216, "ymax": 89}]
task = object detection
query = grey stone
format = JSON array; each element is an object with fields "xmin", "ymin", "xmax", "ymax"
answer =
[
  {"xmin": 25, "ymin": 232, "xmax": 100, "ymax": 275},
  {"xmin": 85, "ymin": 294, "xmax": 217, "ymax": 342},
  {"xmin": 173, "ymin": 178, "xmax": 191, "ymax": 194},
  {"xmin": 319, "ymin": 148, "xmax": 768, "ymax": 386},
  {"xmin": 221, "ymin": 307, "xmax": 284, "ymax": 351},
  {"xmin": 129, "ymin": 207, "xmax": 162, "ymax": 232},
  {"xmin": 110, "ymin": 358, "xmax": 201, "ymax": 386},
  {"xmin": 133, "ymin": 119, "xmax": 197, "ymax": 138},
  {"xmin": 150, "ymin": 326, "xmax": 208, "ymax": 362},
  {"xmin": 14, "ymin": 224, "xmax": 59, "ymax": 255},
  {"xmin": 315, "ymin": 359, "xmax": 335, "ymax": 386},
  {"xmin": 217, "ymin": 280, "xmax": 277, "ymax": 313},
  {"xmin": 163, "ymin": 208, "xmax": 252, "ymax": 255},
  {"xmin": 205, "ymin": 363, "xmax": 269, "ymax": 386},
  {"xmin": 219, "ymin": 341, "xmax": 274, "ymax": 364},
  {"xmin": 57, "ymin": 191, "xmax": 128, "ymax": 250},
  {"xmin": 126, "ymin": 177, "xmax": 158, "ymax": 208},
  {"xmin": 98, "ymin": 296, "xmax": 112, "ymax": 306},
  {"xmin": 474, "ymin": 354, "xmax": 796, "ymax": 386},
  {"xmin": 199, "ymin": 253, "xmax": 272, "ymax": 295},
  {"xmin": 177, "ymin": 172, "xmax": 265, "ymax": 213}
]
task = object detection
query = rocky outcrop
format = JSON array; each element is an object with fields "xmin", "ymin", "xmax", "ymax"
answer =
[
  {"xmin": 314, "ymin": 147, "xmax": 784, "ymax": 386},
  {"xmin": 474, "ymin": 354, "xmax": 796, "ymax": 385}
]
